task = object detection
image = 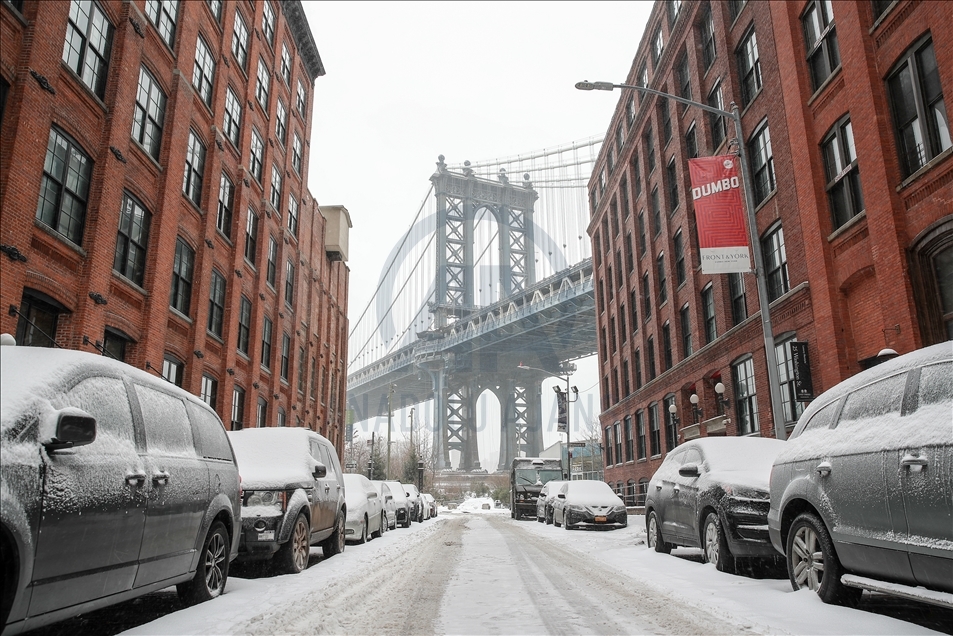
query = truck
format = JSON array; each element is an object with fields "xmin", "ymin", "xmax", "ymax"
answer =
[{"xmin": 510, "ymin": 457, "xmax": 563, "ymax": 520}]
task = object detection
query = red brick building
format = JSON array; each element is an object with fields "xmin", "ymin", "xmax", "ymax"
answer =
[
  {"xmin": 0, "ymin": 0, "xmax": 351, "ymax": 452},
  {"xmin": 587, "ymin": 0, "xmax": 952, "ymax": 504}
]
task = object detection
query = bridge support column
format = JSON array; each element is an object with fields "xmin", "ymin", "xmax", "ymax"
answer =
[{"xmin": 498, "ymin": 378, "xmax": 543, "ymax": 470}]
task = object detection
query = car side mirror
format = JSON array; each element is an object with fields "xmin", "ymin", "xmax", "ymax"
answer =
[
  {"xmin": 557, "ymin": 493, "xmax": 566, "ymax": 499},
  {"xmin": 44, "ymin": 412, "xmax": 97, "ymax": 452},
  {"xmin": 312, "ymin": 462, "xmax": 327, "ymax": 479},
  {"xmin": 679, "ymin": 463, "xmax": 700, "ymax": 478},
  {"xmin": 367, "ymin": 492, "xmax": 377, "ymax": 499}
]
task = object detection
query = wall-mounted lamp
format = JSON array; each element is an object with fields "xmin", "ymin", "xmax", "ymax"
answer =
[
  {"xmin": 690, "ymin": 393, "xmax": 703, "ymax": 424},
  {"xmin": 253, "ymin": 382, "xmax": 260, "ymax": 389},
  {"xmin": 715, "ymin": 382, "xmax": 731, "ymax": 410},
  {"xmin": 668, "ymin": 403, "xmax": 680, "ymax": 427},
  {"xmin": 88, "ymin": 292, "xmax": 108, "ymax": 305},
  {"xmin": 226, "ymin": 368, "xmax": 235, "ymax": 375},
  {"xmin": 193, "ymin": 350, "xmax": 204, "ymax": 359}
]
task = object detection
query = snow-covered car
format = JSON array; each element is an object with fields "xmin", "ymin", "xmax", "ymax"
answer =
[
  {"xmin": 536, "ymin": 480, "xmax": 569, "ymax": 524},
  {"xmin": 645, "ymin": 437, "xmax": 785, "ymax": 573},
  {"xmin": 227, "ymin": 428, "xmax": 345, "ymax": 574},
  {"xmin": 768, "ymin": 341, "xmax": 953, "ymax": 608},
  {"xmin": 343, "ymin": 473, "xmax": 385, "ymax": 543},
  {"xmin": 403, "ymin": 483, "xmax": 424, "ymax": 522},
  {"xmin": 419, "ymin": 492, "xmax": 432, "ymax": 520},
  {"xmin": 384, "ymin": 481, "xmax": 412, "ymax": 528},
  {"xmin": 0, "ymin": 345, "xmax": 240, "ymax": 635},
  {"xmin": 552, "ymin": 480, "xmax": 627, "ymax": 530},
  {"xmin": 371, "ymin": 480, "xmax": 398, "ymax": 530},
  {"xmin": 422, "ymin": 493, "xmax": 437, "ymax": 518}
]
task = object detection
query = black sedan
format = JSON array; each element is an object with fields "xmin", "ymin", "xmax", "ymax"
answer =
[{"xmin": 644, "ymin": 437, "xmax": 785, "ymax": 573}]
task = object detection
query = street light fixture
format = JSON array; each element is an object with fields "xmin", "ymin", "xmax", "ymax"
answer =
[
  {"xmin": 575, "ymin": 79, "xmax": 787, "ymax": 441},
  {"xmin": 667, "ymin": 403, "xmax": 680, "ymax": 427},
  {"xmin": 714, "ymin": 382, "xmax": 732, "ymax": 411},
  {"xmin": 690, "ymin": 393, "xmax": 703, "ymax": 424},
  {"xmin": 517, "ymin": 363, "xmax": 577, "ymax": 479}
]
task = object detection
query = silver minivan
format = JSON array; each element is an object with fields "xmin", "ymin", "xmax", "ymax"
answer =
[{"xmin": 768, "ymin": 341, "xmax": 952, "ymax": 608}]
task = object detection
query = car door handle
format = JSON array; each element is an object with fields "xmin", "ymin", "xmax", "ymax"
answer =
[
  {"xmin": 901, "ymin": 454, "xmax": 928, "ymax": 472},
  {"xmin": 324, "ymin": 485, "xmax": 330, "ymax": 493},
  {"xmin": 815, "ymin": 461, "xmax": 832, "ymax": 476},
  {"xmin": 152, "ymin": 471, "xmax": 170, "ymax": 486},
  {"xmin": 656, "ymin": 484, "xmax": 662, "ymax": 490},
  {"xmin": 125, "ymin": 472, "xmax": 146, "ymax": 486},
  {"xmin": 673, "ymin": 486, "xmax": 680, "ymax": 494}
]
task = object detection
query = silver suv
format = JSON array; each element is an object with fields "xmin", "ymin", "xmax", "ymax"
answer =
[
  {"xmin": 1, "ymin": 346, "xmax": 240, "ymax": 635},
  {"xmin": 768, "ymin": 341, "xmax": 952, "ymax": 608}
]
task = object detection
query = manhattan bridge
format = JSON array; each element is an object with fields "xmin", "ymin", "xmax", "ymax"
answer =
[{"xmin": 346, "ymin": 137, "xmax": 603, "ymax": 471}]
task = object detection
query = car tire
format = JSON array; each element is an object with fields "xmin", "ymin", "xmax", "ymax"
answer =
[
  {"xmin": 277, "ymin": 512, "xmax": 311, "ymax": 574},
  {"xmin": 322, "ymin": 511, "xmax": 346, "ymax": 558},
  {"xmin": 374, "ymin": 513, "xmax": 384, "ymax": 539},
  {"xmin": 537, "ymin": 513, "xmax": 544, "ymax": 523},
  {"xmin": 647, "ymin": 511, "xmax": 672, "ymax": 554},
  {"xmin": 177, "ymin": 520, "xmax": 230, "ymax": 605},
  {"xmin": 553, "ymin": 511, "xmax": 561, "ymax": 527},
  {"xmin": 2, "ymin": 534, "xmax": 19, "ymax": 627},
  {"xmin": 545, "ymin": 508, "xmax": 553, "ymax": 525},
  {"xmin": 564, "ymin": 512, "xmax": 572, "ymax": 530},
  {"xmin": 703, "ymin": 512, "xmax": 735, "ymax": 574},
  {"xmin": 358, "ymin": 515, "xmax": 369, "ymax": 544},
  {"xmin": 787, "ymin": 512, "xmax": 860, "ymax": 606}
]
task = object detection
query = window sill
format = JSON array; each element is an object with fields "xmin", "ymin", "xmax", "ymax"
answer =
[
  {"xmin": 169, "ymin": 307, "xmax": 192, "ymax": 324},
  {"xmin": 59, "ymin": 62, "xmax": 108, "ymax": 112},
  {"xmin": 753, "ymin": 189, "xmax": 777, "ymax": 215},
  {"xmin": 129, "ymin": 139, "xmax": 164, "ymax": 174},
  {"xmin": 827, "ymin": 210, "xmax": 867, "ymax": 243},
  {"xmin": 806, "ymin": 66, "xmax": 843, "ymax": 107},
  {"xmin": 869, "ymin": 1, "xmax": 898, "ymax": 33},
  {"xmin": 206, "ymin": 332, "xmax": 225, "ymax": 345},
  {"xmin": 897, "ymin": 146, "xmax": 953, "ymax": 191}
]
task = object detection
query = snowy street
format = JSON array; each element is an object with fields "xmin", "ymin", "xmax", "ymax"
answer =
[{"xmin": 24, "ymin": 508, "xmax": 952, "ymax": 636}]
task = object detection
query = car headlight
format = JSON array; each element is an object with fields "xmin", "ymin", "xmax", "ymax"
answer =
[
  {"xmin": 568, "ymin": 504, "xmax": 586, "ymax": 512},
  {"xmin": 723, "ymin": 484, "xmax": 768, "ymax": 500},
  {"xmin": 244, "ymin": 490, "xmax": 287, "ymax": 511},
  {"xmin": 610, "ymin": 505, "xmax": 627, "ymax": 513}
]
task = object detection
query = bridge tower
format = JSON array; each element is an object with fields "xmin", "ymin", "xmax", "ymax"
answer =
[{"xmin": 425, "ymin": 156, "xmax": 543, "ymax": 470}]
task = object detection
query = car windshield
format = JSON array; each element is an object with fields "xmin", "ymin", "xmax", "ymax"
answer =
[{"xmin": 515, "ymin": 468, "xmax": 561, "ymax": 485}]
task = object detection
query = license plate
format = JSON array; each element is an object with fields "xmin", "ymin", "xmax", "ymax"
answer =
[
  {"xmin": 594, "ymin": 516, "xmax": 607, "ymax": 523},
  {"xmin": 257, "ymin": 531, "xmax": 275, "ymax": 541}
]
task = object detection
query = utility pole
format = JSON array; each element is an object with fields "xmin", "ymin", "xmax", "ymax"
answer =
[
  {"xmin": 386, "ymin": 385, "xmax": 394, "ymax": 480},
  {"xmin": 368, "ymin": 432, "xmax": 375, "ymax": 479}
]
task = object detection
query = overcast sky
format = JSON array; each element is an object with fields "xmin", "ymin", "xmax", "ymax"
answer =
[{"xmin": 303, "ymin": 1, "xmax": 653, "ymax": 468}]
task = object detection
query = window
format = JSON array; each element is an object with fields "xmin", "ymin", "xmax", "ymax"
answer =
[
  {"xmin": 182, "ymin": 130, "xmax": 206, "ymax": 205},
  {"xmin": 732, "ymin": 356, "xmax": 758, "ymax": 434},
  {"xmin": 872, "ymin": 0, "xmax": 893, "ymax": 20},
  {"xmin": 261, "ymin": 315, "xmax": 273, "ymax": 369},
  {"xmin": 651, "ymin": 187, "xmax": 661, "ymax": 236},
  {"xmin": 634, "ymin": 348, "xmax": 643, "ymax": 388},
  {"xmin": 296, "ymin": 80, "xmax": 307, "ymax": 115},
  {"xmin": 749, "ymin": 121, "xmax": 776, "ymax": 204},
  {"xmin": 607, "ymin": 148, "xmax": 615, "ymax": 173},
  {"xmin": 216, "ymin": 172, "xmax": 234, "ymax": 238},
  {"xmin": 887, "ymin": 38, "xmax": 951, "ymax": 177},
  {"xmin": 268, "ymin": 164, "xmax": 282, "ymax": 211},
  {"xmin": 37, "ymin": 127, "xmax": 92, "ymax": 245},
  {"xmin": 614, "ymin": 421, "xmax": 623, "ymax": 465},
  {"xmin": 673, "ymin": 231, "xmax": 686, "ymax": 285},
  {"xmin": 657, "ymin": 252, "xmax": 667, "ymax": 305},
  {"xmin": 649, "ymin": 403, "xmax": 661, "ymax": 456},
  {"xmin": 262, "ymin": 1, "xmax": 276, "ymax": 46},
  {"xmin": 627, "ymin": 96, "xmax": 636, "ymax": 125},
  {"xmin": 256, "ymin": 58, "xmax": 271, "ymax": 109},
  {"xmin": 281, "ymin": 45, "xmax": 292, "ymax": 85},
  {"xmin": 637, "ymin": 212, "xmax": 647, "ymax": 255},
  {"xmin": 700, "ymin": 4, "xmax": 716, "ymax": 69},
  {"xmin": 662, "ymin": 321, "xmax": 673, "ymax": 370},
  {"xmin": 664, "ymin": 394, "xmax": 678, "ymax": 451},
  {"xmin": 661, "ymin": 99, "xmax": 672, "ymax": 144},
  {"xmin": 206, "ymin": 0, "xmax": 222, "ymax": 22},
  {"xmin": 632, "ymin": 153, "xmax": 642, "ymax": 195},
  {"xmin": 113, "ymin": 192, "xmax": 151, "ymax": 286},
  {"xmin": 285, "ymin": 260, "xmax": 295, "ymax": 306},
  {"xmin": 598, "ymin": 280, "xmax": 605, "ymax": 314},
  {"xmin": 636, "ymin": 410, "xmax": 646, "ymax": 459},
  {"xmin": 630, "ymin": 291, "xmax": 639, "ymax": 329},
  {"xmin": 823, "ymin": 116, "xmax": 864, "ymax": 229},
  {"xmin": 232, "ymin": 11, "xmax": 248, "ymax": 69},
  {"xmin": 776, "ymin": 336, "xmax": 806, "ymax": 424},
  {"xmin": 224, "ymin": 87, "xmax": 241, "ymax": 147},
  {"xmin": 231, "ymin": 385, "xmax": 245, "ymax": 429},
  {"xmin": 652, "ymin": 28, "xmax": 664, "ymax": 66},
  {"xmin": 288, "ymin": 194, "xmax": 299, "ymax": 237},
  {"xmin": 63, "ymin": 0, "xmax": 113, "ymax": 99},
  {"xmin": 15, "ymin": 290, "xmax": 66, "ymax": 348},
  {"xmin": 145, "ymin": 0, "xmax": 177, "ymax": 48},
  {"xmin": 668, "ymin": 0, "xmax": 681, "ymax": 23},
  {"xmin": 642, "ymin": 272, "xmax": 652, "ymax": 317},
  {"xmin": 292, "ymin": 133, "xmax": 302, "ymax": 173},
  {"xmin": 201, "ymin": 374, "xmax": 218, "ymax": 409},
  {"xmin": 622, "ymin": 357, "xmax": 630, "ymax": 393},
  {"xmin": 729, "ymin": 272, "xmax": 747, "ymax": 325},
  {"xmin": 276, "ymin": 100, "xmax": 288, "ymax": 145},
  {"xmin": 666, "ymin": 158, "xmax": 678, "ymax": 210},
  {"xmin": 162, "ymin": 354, "xmax": 183, "ymax": 386},
  {"xmin": 708, "ymin": 82, "xmax": 726, "ymax": 149},
  {"xmin": 802, "ymin": 0, "xmax": 840, "ymax": 92},
  {"xmin": 624, "ymin": 415, "xmax": 634, "ymax": 462},
  {"xmin": 310, "ymin": 356, "xmax": 317, "ymax": 399},
  {"xmin": 680, "ymin": 304, "xmax": 692, "ymax": 358},
  {"xmin": 647, "ymin": 336, "xmax": 657, "ymax": 380},
  {"xmin": 170, "ymin": 237, "xmax": 194, "ymax": 315},
  {"xmin": 762, "ymin": 224, "xmax": 789, "ymax": 302},
  {"xmin": 729, "ymin": 0, "xmax": 747, "ymax": 21},
  {"xmin": 208, "ymin": 269, "xmax": 226, "ymax": 337},
  {"xmin": 702, "ymin": 283, "xmax": 717, "ymax": 343},
  {"xmin": 604, "ymin": 427, "xmax": 614, "ymax": 466},
  {"xmin": 677, "ymin": 54, "xmax": 691, "ymax": 111},
  {"xmin": 615, "ymin": 124, "xmax": 625, "ymax": 154},
  {"xmin": 256, "ymin": 397, "xmax": 268, "ymax": 427},
  {"xmin": 277, "ymin": 407, "xmax": 286, "ymax": 428},
  {"xmin": 266, "ymin": 235, "xmax": 278, "ymax": 286},
  {"xmin": 250, "ymin": 129, "xmax": 264, "ymax": 181},
  {"xmin": 192, "ymin": 36, "xmax": 215, "ymax": 106},
  {"xmin": 638, "ymin": 63, "xmax": 648, "ymax": 104},
  {"xmin": 244, "ymin": 208, "xmax": 259, "ymax": 264},
  {"xmin": 610, "ymin": 316, "xmax": 618, "ymax": 353},
  {"xmin": 645, "ymin": 127, "xmax": 656, "ymax": 172},
  {"xmin": 237, "ymin": 295, "xmax": 251, "ymax": 354},
  {"xmin": 281, "ymin": 333, "xmax": 291, "ymax": 380},
  {"xmin": 131, "ymin": 66, "xmax": 166, "ymax": 160},
  {"xmin": 102, "ymin": 328, "xmax": 129, "ymax": 362},
  {"xmin": 686, "ymin": 124, "xmax": 698, "ymax": 159},
  {"xmin": 737, "ymin": 28, "xmax": 762, "ymax": 107}
]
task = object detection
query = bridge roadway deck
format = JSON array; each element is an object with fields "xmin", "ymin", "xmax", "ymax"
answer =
[{"xmin": 347, "ymin": 259, "xmax": 596, "ymax": 422}]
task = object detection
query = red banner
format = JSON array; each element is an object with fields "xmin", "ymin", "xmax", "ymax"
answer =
[{"xmin": 688, "ymin": 155, "xmax": 751, "ymax": 274}]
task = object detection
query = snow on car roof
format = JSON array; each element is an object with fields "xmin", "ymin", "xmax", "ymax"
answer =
[
  {"xmin": 228, "ymin": 428, "xmax": 321, "ymax": 490},
  {"xmin": 690, "ymin": 437, "xmax": 786, "ymax": 472},
  {"xmin": 343, "ymin": 473, "xmax": 371, "ymax": 506}
]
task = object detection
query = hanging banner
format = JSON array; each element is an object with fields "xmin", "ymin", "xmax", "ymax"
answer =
[
  {"xmin": 791, "ymin": 341, "xmax": 815, "ymax": 402},
  {"xmin": 688, "ymin": 155, "xmax": 751, "ymax": 274}
]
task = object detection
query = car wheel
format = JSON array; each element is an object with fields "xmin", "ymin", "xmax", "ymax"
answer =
[
  {"xmin": 277, "ymin": 513, "xmax": 310, "ymax": 574},
  {"xmin": 553, "ymin": 510, "xmax": 561, "ymax": 527},
  {"xmin": 564, "ymin": 512, "xmax": 572, "ymax": 530},
  {"xmin": 787, "ymin": 512, "xmax": 860, "ymax": 606},
  {"xmin": 374, "ymin": 513, "xmax": 384, "ymax": 539},
  {"xmin": 358, "ymin": 515, "xmax": 369, "ymax": 544},
  {"xmin": 647, "ymin": 511, "xmax": 672, "ymax": 554},
  {"xmin": 177, "ymin": 520, "xmax": 230, "ymax": 604},
  {"xmin": 537, "ymin": 513, "xmax": 544, "ymax": 523},
  {"xmin": 703, "ymin": 512, "xmax": 735, "ymax": 574},
  {"xmin": 545, "ymin": 508, "xmax": 553, "ymax": 525},
  {"xmin": 322, "ymin": 511, "xmax": 346, "ymax": 558}
]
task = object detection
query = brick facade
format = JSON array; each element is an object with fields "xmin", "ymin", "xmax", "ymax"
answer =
[
  {"xmin": 587, "ymin": 0, "xmax": 952, "ymax": 505},
  {"xmin": 0, "ymin": 0, "xmax": 351, "ymax": 455}
]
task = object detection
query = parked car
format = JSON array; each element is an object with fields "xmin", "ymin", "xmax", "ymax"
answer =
[
  {"xmin": 422, "ymin": 493, "xmax": 437, "ymax": 518},
  {"xmin": 536, "ymin": 480, "xmax": 569, "ymax": 524},
  {"xmin": 552, "ymin": 480, "xmax": 627, "ymax": 530},
  {"xmin": 768, "ymin": 342, "xmax": 953, "ymax": 607},
  {"xmin": 343, "ymin": 473, "xmax": 384, "ymax": 543},
  {"xmin": 227, "ymin": 428, "xmax": 345, "ymax": 574},
  {"xmin": 644, "ymin": 437, "xmax": 786, "ymax": 573},
  {"xmin": 384, "ymin": 481, "xmax": 412, "ymax": 528},
  {"xmin": 403, "ymin": 483, "xmax": 424, "ymax": 522},
  {"xmin": 0, "ymin": 344, "xmax": 240, "ymax": 635},
  {"xmin": 419, "ymin": 491, "xmax": 432, "ymax": 520},
  {"xmin": 371, "ymin": 480, "xmax": 398, "ymax": 530}
]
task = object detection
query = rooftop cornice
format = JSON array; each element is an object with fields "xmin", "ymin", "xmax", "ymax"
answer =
[{"xmin": 283, "ymin": 0, "xmax": 326, "ymax": 81}]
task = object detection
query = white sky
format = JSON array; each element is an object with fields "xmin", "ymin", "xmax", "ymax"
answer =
[{"xmin": 303, "ymin": 2, "xmax": 655, "ymax": 468}]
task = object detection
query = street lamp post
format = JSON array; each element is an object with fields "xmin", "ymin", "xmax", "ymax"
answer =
[
  {"xmin": 517, "ymin": 364, "xmax": 578, "ymax": 480},
  {"xmin": 575, "ymin": 80, "xmax": 787, "ymax": 441},
  {"xmin": 386, "ymin": 384, "xmax": 395, "ymax": 479}
]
